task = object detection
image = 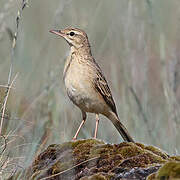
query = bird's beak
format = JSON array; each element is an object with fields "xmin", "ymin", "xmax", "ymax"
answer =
[{"xmin": 49, "ymin": 30, "xmax": 64, "ymax": 37}]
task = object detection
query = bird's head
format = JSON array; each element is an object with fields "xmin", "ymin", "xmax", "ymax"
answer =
[{"xmin": 50, "ymin": 27, "xmax": 90, "ymax": 49}]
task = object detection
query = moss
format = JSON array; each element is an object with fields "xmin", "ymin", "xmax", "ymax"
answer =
[
  {"xmin": 72, "ymin": 138, "xmax": 104, "ymax": 148},
  {"xmin": 136, "ymin": 142, "xmax": 146, "ymax": 149},
  {"xmin": 116, "ymin": 143, "xmax": 144, "ymax": 158},
  {"xmin": 156, "ymin": 161, "xmax": 180, "ymax": 179},
  {"xmin": 90, "ymin": 144, "xmax": 114, "ymax": 157},
  {"xmin": 171, "ymin": 156, "xmax": 180, "ymax": 161},
  {"xmin": 73, "ymin": 139, "xmax": 104, "ymax": 163},
  {"xmin": 147, "ymin": 161, "xmax": 180, "ymax": 180},
  {"xmin": 118, "ymin": 152, "xmax": 166, "ymax": 169},
  {"xmin": 145, "ymin": 145, "xmax": 169, "ymax": 159},
  {"xmin": 146, "ymin": 172, "xmax": 156, "ymax": 180},
  {"xmin": 51, "ymin": 161, "xmax": 73, "ymax": 174},
  {"xmin": 25, "ymin": 139, "xmax": 180, "ymax": 180}
]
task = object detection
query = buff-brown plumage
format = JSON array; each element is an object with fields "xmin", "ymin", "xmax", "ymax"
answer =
[{"xmin": 50, "ymin": 27, "xmax": 134, "ymax": 142}]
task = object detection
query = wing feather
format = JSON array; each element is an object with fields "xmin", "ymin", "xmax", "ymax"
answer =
[{"xmin": 92, "ymin": 59, "xmax": 117, "ymax": 115}]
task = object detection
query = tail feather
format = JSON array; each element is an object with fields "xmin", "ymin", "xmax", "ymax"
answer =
[{"xmin": 108, "ymin": 112, "xmax": 134, "ymax": 142}]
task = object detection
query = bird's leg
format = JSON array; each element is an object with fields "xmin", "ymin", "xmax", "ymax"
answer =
[
  {"xmin": 73, "ymin": 111, "xmax": 87, "ymax": 140},
  {"xmin": 94, "ymin": 114, "xmax": 100, "ymax": 139}
]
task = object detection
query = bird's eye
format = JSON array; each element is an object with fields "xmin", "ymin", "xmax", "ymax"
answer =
[{"xmin": 69, "ymin": 32, "xmax": 75, "ymax": 36}]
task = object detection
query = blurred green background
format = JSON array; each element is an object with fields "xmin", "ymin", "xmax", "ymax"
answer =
[{"xmin": 0, "ymin": 0, "xmax": 180, "ymax": 177}]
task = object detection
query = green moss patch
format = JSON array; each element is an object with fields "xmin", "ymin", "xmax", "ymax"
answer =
[{"xmin": 24, "ymin": 139, "xmax": 180, "ymax": 179}]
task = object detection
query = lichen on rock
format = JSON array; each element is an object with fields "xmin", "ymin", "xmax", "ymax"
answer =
[{"xmin": 19, "ymin": 139, "xmax": 180, "ymax": 180}]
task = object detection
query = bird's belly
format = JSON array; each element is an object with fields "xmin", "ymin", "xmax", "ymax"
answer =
[{"xmin": 64, "ymin": 77, "xmax": 106, "ymax": 113}]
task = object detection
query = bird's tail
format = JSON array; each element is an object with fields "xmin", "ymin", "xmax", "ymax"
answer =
[{"xmin": 107, "ymin": 112, "xmax": 134, "ymax": 142}]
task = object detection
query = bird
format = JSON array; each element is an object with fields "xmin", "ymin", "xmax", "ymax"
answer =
[{"xmin": 50, "ymin": 27, "xmax": 134, "ymax": 142}]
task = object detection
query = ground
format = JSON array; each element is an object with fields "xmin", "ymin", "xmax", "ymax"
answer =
[{"xmin": 11, "ymin": 139, "xmax": 180, "ymax": 180}]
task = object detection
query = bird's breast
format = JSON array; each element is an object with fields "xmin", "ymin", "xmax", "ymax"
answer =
[{"xmin": 63, "ymin": 54, "xmax": 109, "ymax": 113}]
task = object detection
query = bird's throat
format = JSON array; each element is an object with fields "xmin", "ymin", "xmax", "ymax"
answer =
[{"xmin": 71, "ymin": 45, "xmax": 92, "ymax": 58}]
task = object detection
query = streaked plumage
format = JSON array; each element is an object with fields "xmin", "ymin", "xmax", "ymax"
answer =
[{"xmin": 50, "ymin": 27, "xmax": 134, "ymax": 142}]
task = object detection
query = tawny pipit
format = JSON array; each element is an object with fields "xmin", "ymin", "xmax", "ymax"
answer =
[{"xmin": 50, "ymin": 28, "xmax": 134, "ymax": 142}]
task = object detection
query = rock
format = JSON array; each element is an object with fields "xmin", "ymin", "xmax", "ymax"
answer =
[
  {"xmin": 147, "ymin": 161, "xmax": 180, "ymax": 180},
  {"xmin": 15, "ymin": 139, "xmax": 180, "ymax": 180}
]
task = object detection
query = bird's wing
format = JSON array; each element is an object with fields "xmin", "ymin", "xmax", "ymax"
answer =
[{"xmin": 92, "ymin": 60, "xmax": 117, "ymax": 115}]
